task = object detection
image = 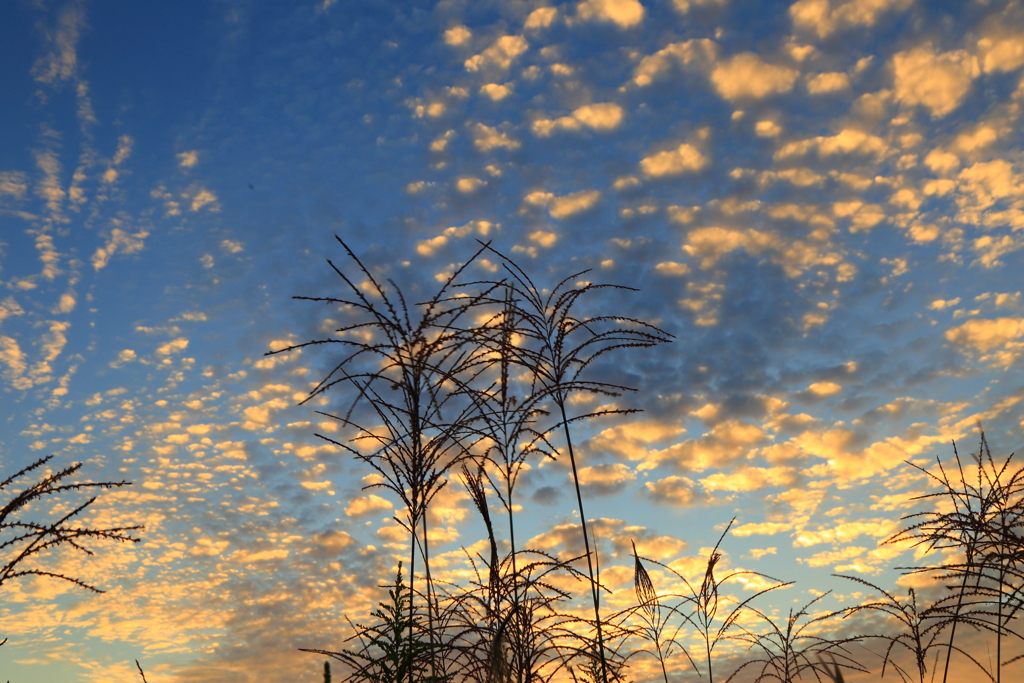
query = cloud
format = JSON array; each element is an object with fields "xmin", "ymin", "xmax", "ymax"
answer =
[
  {"xmin": 0, "ymin": 297, "xmax": 25, "ymax": 326},
  {"xmin": 524, "ymin": 189, "xmax": 602, "ymax": 219},
  {"xmin": 732, "ymin": 521, "xmax": 794, "ymax": 537},
  {"xmin": 639, "ymin": 144, "xmax": 708, "ymax": 177},
  {"xmin": 577, "ymin": 463, "xmax": 636, "ymax": 495},
  {"xmin": 924, "ymin": 149, "xmax": 960, "ymax": 175},
  {"xmin": 0, "ymin": 336, "xmax": 29, "ymax": 389},
  {"xmin": 973, "ymin": 234, "xmax": 1023, "ymax": 269},
  {"xmin": 528, "ymin": 230, "xmax": 558, "ymax": 247},
  {"xmin": 632, "ymin": 39, "xmax": 719, "ymax": 87},
  {"xmin": 584, "ymin": 420, "xmax": 687, "ymax": 464},
  {"xmin": 797, "ymin": 545, "xmax": 867, "ymax": 568},
  {"xmin": 977, "ymin": 33, "xmax": 1024, "ymax": 73},
  {"xmin": 344, "ymin": 494, "xmax": 393, "ymax": 517},
  {"xmin": 30, "ymin": 3, "xmax": 84, "ymax": 85},
  {"xmin": 945, "ymin": 317, "xmax": 1024, "ymax": 353},
  {"xmin": 310, "ymin": 530, "xmax": 356, "ymax": 559},
  {"xmin": 775, "ymin": 129, "xmax": 889, "ymax": 160},
  {"xmin": 0, "ymin": 171, "xmax": 29, "ymax": 201},
  {"xmin": 92, "ymin": 229, "xmax": 150, "ymax": 271},
  {"xmin": 654, "ymin": 261, "xmax": 689, "ymax": 276},
  {"xmin": 228, "ymin": 548, "xmax": 290, "ymax": 563},
  {"xmin": 681, "ymin": 226, "xmax": 847, "ymax": 279},
  {"xmin": 672, "ymin": 0, "xmax": 726, "ymax": 13},
  {"xmin": 34, "ymin": 149, "xmax": 66, "ymax": 222},
  {"xmin": 710, "ymin": 53, "xmax": 799, "ymax": 100},
  {"xmin": 644, "ymin": 420, "xmax": 767, "ymax": 472},
  {"xmin": 805, "ymin": 381, "xmax": 842, "ymax": 397},
  {"xmin": 415, "ymin": 220, "xmax": 496, "ymax": 256},
  {"xmin": 550, "ymin": 190, "xmax": 601, "ymax": 219},
  {"xmin": 892, "ymin": 44, "xmax": 979, "ymax": 118},
  {"xmin": 793, "ymin": 519, "xmax": 898, "ymax": 547},
  {"xmin": 480, "ymin": 83, "xmax": 511, "ymax": 101},
  {"xmin": 177, "ymin": 151, "xmax": 199, "ymax": 168},
  {"xmin": 644, "ymin": 476, "xmax": 708, "ymax": 506},
  {"xmin": 189, "ymin": 187, "xmax": 220, "ymax": 212},
  {"xmin": 444, "ymin": 25, "xmax": 471, "ymax": 46},
  {"xmin": 464, "ymin": 35, "xmax": 528, "ymax": 72},
  {"xmin": 572, "ymin": 103, "xmax": 624, "ymax": 130},
  {"xmin": 471, "ymin": 122, "xmax": 520, "ymax": 152},
  {"xmin": 576, "ymin": 0, "xmax": 645, "ymax": 28},
  {"xmin": 700, "ymin": 466, "xmax": 801, "ymax": 493},
  {"xmin": 790, "ymin": 0, "xmax": 913, "ymax": 39},
  {"xmin": 156, "ymin": 338, "xmax": 190, "ymax": 356},
  {"xmin": 958, "ymin": 160, "xmax": 1024, "ymax": 212},
  {"xmin": 807, "ymin": 72, "xmax": 850, "ymax": 94},
  {"xmin": 57, "ymin": 292, "xmax": 76, "ymax": 314},
  {"xmin": 928, "ymin": 298, "xmax": 960, "ymax": 311},
  {"xmin": 532, "ymin": 103, "xmax": 624, "ymax": 136},
  {"xmin": 525, "ymin": 7, "xmax": 559, "ymax": 30},
  {"xmin": 455, "ymin": 177, "xmax": 486, "ymax": 193},
  {"xmin": 30, "ymin": 320, "xmax": 70, "ymax": 385}
]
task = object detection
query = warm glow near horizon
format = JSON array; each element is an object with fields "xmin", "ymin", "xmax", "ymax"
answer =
[{"xmin": 2, "ymin": 1, "xmax": 1024, "ymax": 682}]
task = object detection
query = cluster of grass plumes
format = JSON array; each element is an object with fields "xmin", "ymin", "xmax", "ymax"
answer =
[
  {"xmin": 281, "ymin": 243, "xmax": 1024, "ymax": 683},
  {"xmin": 0, "ymin": 455, "xmax": 141, "ymax": 595},
  {"xmin": 0, "ymin": 454, "xmax": 142, "ymax": 654}
]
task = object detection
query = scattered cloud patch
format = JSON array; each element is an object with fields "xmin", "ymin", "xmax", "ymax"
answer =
[
  {"xmin": 710, "ymin": 53, "xmax": 798, "ymax": 101},
  {"xmin": 177, "ymin": 151, "xmax": 199, "ymax": 168},
  {"xmin": 465, "ymin": 35, "xmax": 528, "ymax": 72},
  {"xmin": 640, "ymin": 144, "xmax": 708, "ymax": 177},
  {"xmin": 525, "ymin": 7, "xmax": 559, "ymax": 30},
  {"xmin": 471, "ymin": 122, "xmax": 520, "ymax": 152},
  {"xmin": 576, "ymin": 0, "xmax": 645, "ymax": 28},
  {"xmin": 416, "ymin": 220, "xmax": 496, "ymax": 256},
  {"xmin": 155, "ymin": 338, "xmax": 189, "ymax": 356},
  {"xmin": 533, "ymin": 103, "xmax": 624, "ymax": 136},
  {"xmin": 92, "ymin": 228, "xmax": 149, "ymax": 271},
  {"xmin": 444, "ymin": 25, "xmax": 472, "ymax": 46},
  {"xmin": 892, "ymin": 44, "xmax": 979, "ymax": 118},
  {"xmin": 790, "ymin": 0, "xmax": 913, "ymax": 39}
]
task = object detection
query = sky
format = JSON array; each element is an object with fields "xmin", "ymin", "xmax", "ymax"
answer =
[{"xmin": 2, "ymin": 0, "xmax": 1024, "ymax": 681}]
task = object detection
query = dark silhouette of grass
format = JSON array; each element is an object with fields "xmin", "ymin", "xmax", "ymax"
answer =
[
  {"xmin": 886, "ymin": 427, "xmax": 1024, "ymax": 682},
  {"xmin": 728, "ymin": 593, "xmax": 866, "ymax": 683},
  {"xmin": 0, "ymin": 455, "xmax": 142, "ymax": 593},
  {"xmin": 10, "ymin": 249, "xmax": 1024, "ymax": 683},
  {"xmin": 466, "ymin": 243, "xmax": 672, "ymax": 683},
  {"xmin": 267, "ymin": 246, "xmax": 1024, "ymax": 683}
]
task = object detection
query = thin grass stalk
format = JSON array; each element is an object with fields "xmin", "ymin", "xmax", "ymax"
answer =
[
  {"xmin": 726, "ymin": 593, "xmax": 866, "ymax": 683},
  {"xmin": 938, "ymin": 440, "xmax": 985, "ymax": 683},
  {"xmin": 555, "ymin": 395, "xmax": 609, "ymax": 683},
  {"xmin": 632, "ymin": 541, "xmax": 670, "ymax": 683},
  {"xmin": 469, "ymin": 244, "xmax": 670, "ymax": 683},
  {"xmin": 279, "ymin": 239, "xmax": 499, "ymax": 683},
  {"xmin": 0, "ymin": 456, "xmax": 143, "ymax": 593},
  {"xmin": 887, "ymin": 427, "xmax": 1024, "ymax": 682},
  {"xmin": 679, "ymin": 520, "xmax": 790, "ymax": 683}
]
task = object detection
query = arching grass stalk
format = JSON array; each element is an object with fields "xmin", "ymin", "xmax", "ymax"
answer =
[
  {"xmin": 275, "ymin": 238, "xmax": 498, "ymax": 682},
  {"xmin": 727, "ymin": 593, "xmax": 866, "ymax": 683},
  {"xmin": 676, "ymin": 520, "xmax": 790, "ymax": 683},
  {"xmin": 833, "ymin": 576, "xmax": 980, "ymax": 683},
  {"xmin": 0, "ymin": 455, "xmax": 142, "ymax": 593},
  {"xmin": 454, "ymin": 285, "xmax": 558, "ymax": 683},
  {"xmin": 885, "ymin": 427, "xmax": 1024, "ymax": 682},
  {"xmin": 629, "ymin": 541, "xmax": 697, "ymax": 683},
  {"xmin": 442, "ymin": 545, "xmax": 596, "ymax": 683},
  {"xmin": 472, "ymin": 244, "xmax": 672, "ymax": 683}
]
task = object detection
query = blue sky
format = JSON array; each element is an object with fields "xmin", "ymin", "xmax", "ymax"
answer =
[{"xmin": 2, "ymin": 0, "xmax": 1024, "ymax": 681}]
